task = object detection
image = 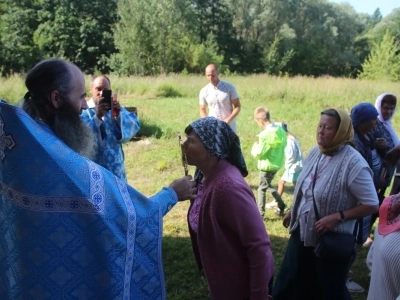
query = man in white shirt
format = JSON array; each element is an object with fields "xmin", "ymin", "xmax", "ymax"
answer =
[{"xmin": 199, "ymin": 64, "xmax": 241, "ymax": 133}]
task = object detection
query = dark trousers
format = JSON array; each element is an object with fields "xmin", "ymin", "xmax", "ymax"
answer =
[
  {"xmin": 257, "ymin": 170, "xmax": 285, "ymax": 215},
  {"xmin": 272, "ymin": 228, "xmax": 352, "ymax": 300}
]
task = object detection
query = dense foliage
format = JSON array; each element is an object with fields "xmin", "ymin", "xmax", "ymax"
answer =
[
  {"xmin": 0, "ymin": 0, "xmax": 117, "ymax": 75},
  {"xmin": 0, "ymin": 0, "xmax": 399, "ymax": 78},
  {"xmin": 359, "ymin": 31, "xmax": 400, "ymax": 80}
]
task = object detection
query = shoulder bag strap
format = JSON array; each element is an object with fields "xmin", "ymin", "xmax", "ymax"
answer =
[{"xmin": 312, "ymin": 154, "xmax": 322, "ymax": 221}]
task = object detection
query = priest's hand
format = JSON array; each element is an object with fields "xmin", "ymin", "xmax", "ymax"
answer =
[{"xmin": 170, "ymin": 175, "xmax": 197, "ymax": 201}]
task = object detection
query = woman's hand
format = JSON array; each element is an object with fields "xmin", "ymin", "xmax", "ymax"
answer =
[
  {"xmin": 315, "ymin": 213, "xmax": 340, "ymax": 234},
  {"xmin": 282, "ymin": 211, "xmax": 291, "ymax": 228},
  {"xmin": 386, "ymin": 145, "xmax": 400, "ymax": 165},
  {"xmin": 374, "ymin": 138, "xmax": 386, "ymax": 149}
]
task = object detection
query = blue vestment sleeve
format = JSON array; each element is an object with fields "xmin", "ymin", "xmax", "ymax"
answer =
[
  {"xmin": 149, "ymin": 187, "xmax": 178, "ymax": 216},
  {"xmin": 81, "ymin": 109, "xmax": 106, "ymax": 141},
  {"xmin": 114, "ymin": 107, "xmax": 141, "ymax": 143},
  {"xmin": 80, "ymin": 109, "xmax": 99, "ymax": 133},
  {"xmin": 81, "ymin": 107, "xmax": 141, "ymax": 144}
]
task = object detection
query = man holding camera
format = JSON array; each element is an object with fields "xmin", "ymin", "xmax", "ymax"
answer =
[
  {"xmin": 1, "ymin": 58, "xmax": 196, "ymax": 299},
  {"xmin": 81, "ymin": 75, "xmax": 140, "ymax": 181}
]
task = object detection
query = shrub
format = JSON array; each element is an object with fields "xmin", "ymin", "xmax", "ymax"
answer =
[{"xmin": 156, "ymin": 84, "xmax": 182, "ymax": 98}]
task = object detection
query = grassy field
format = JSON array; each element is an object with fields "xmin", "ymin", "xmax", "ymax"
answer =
[{"xmin": 2, "ymin": 74, "xmax": 400, "ymax": 299}]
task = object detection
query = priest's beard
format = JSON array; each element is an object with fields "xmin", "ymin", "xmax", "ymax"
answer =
[{"xmin": 51, "ymin": 104, "xmax": 96, "ymax": 160}]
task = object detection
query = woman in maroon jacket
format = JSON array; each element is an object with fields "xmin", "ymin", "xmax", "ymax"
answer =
[{"xmin": 183, "ymin": 117, "xmax": 274, "ymax": 300}]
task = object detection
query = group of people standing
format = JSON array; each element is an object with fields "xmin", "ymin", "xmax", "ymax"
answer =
[
  {"xmin": 0, "ymin": 58, "xmax": 399, "ymax": 300},
  {"xmin": 0, "ymin": 58, "xmax": 197, "ymax": 299},
  {"xmin": 195, "ymin": 65, "xmax": 399, "ymax": 300},
  {"xmin": 200, "ymin": 64, "xmax": 304, "ymax": 218}
]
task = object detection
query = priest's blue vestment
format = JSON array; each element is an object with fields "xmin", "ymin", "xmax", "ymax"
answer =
[{"xmin": 0, "ymin": 101, "xmax": 176, "ymax": 299}]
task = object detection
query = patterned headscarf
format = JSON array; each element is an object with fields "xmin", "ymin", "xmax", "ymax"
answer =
[
  {"xmin": 350, "ymin": 102, "xmax": 379, "ymax": 128},
  {"xmin": 187, "ymin": 117, "xmax": 248, "ymax": 177},
  {"xmin": 378, "ymin": 193, "xmax": 400, "ymax": 235},
  {"xmin": 319, "ymin": 108, "xmax": 355, "ymax": 155}
]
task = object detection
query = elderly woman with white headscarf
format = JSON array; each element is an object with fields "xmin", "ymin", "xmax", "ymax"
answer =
[
  {"xmin": 183, "ymin": 117, "xmax": 274, "ymax": 300},
  {"xmin": 373, "ymin": 93, "xmax": 399, "ymax": 195}
]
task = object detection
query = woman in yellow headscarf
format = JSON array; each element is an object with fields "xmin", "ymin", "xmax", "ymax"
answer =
[{"xmin": 272, "ymin": 108, "xmax": 379, "ymax": 300}]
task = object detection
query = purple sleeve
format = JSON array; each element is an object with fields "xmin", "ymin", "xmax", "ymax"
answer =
[{"xmin": 218, "ymin": 182, "xmax": 275, "ymax": 299}]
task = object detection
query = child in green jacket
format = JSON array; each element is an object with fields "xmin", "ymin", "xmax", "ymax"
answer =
[{"xmin": 251, "ymin": 107, "xmax": 287, "ymax": 217}]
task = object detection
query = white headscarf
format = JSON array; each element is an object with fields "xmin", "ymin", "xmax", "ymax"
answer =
[{"xmin": 375, "ymin": 93, "xmax": 399, "ymax": 146}]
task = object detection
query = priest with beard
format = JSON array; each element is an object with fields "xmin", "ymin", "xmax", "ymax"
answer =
[{"xmin": 0, "ymin": 58, "xmax": 196, "ymax": 299}]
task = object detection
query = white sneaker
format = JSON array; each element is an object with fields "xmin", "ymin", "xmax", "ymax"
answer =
[
  {"xmin": 265, "ymin": 201, "xmax": 278, "ymax": 209},
  {"xmin": 346, "ymin": 279, "xmax": 365, "ymax": 293},
  {"xmin": 363, "ymin": 237, "xmax": 373, "ymax": 248}
]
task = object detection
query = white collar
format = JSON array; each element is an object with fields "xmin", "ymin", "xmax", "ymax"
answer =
[
  {"xmin": 87, "ymin": 98, "xmax": 96, "ymax": 108},
  {"xmin": 209, "ymin": 80, "xmax": 221, "ymax": 89}
]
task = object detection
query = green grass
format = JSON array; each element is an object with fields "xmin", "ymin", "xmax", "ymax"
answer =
[{"xmin": 2, "ymin": 74, "xmax": 400, "ymax": 299}]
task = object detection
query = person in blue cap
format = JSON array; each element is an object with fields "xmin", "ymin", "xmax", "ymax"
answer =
[
  {"xmin": 348, "ymin": 102, "xmax": 385, "ymax": 293},
  {"xmin": 351, "ymin": 102, "xmax": 385, "ymax": 190}
]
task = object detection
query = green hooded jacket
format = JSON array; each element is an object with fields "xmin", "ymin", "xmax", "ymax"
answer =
[{"xmin": 251, "ymin": 123, "xmax": 287, "ymax": 171}]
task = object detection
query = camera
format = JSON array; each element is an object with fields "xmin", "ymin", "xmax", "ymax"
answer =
[{"xmin": 99, "ymin": 89, "xmax": 112, "ymax": 109}]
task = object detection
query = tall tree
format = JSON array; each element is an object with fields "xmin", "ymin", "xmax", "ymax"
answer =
[
  {"xmin": 34, "ymin": 0, "xmax": 118, "ymax": 74},
  {"xmin": 355, "ymin": 8, "xmax": 400, "ymax": 76},
  {"xmin": 113, "ymin": 0, "xmax": 193, "ymax": 75},
  {"xmin": 368, "ymin": 8, "xmax": 400, "ymax": 43},
  {"xmin": 283, "ymin": 0, "xmax": 364, "ymax": 76},
  {"xmin": 367, "ymin": 8, "xmax": 383, "ymax": 31},
  {"xmin": 359, "ymin": 30, "xmax": 400, "ymax": 81},
  {"xmin": 0, "ymin": 0, "xmax": 391, "ymax": 77},
  {"xmin": 191, "ymin": 0, "xmax": 241, "ymax": 72},
  {"xmin": 224, "ymin": 0, "xmax": 271, "ymax": 73},
  {"xmin": 112, "ymin": 0, "xmax": 156, "ymax": 75},
  {"xmin": 0, "ymin": 0, "xmax": 40, "ymax": 76}
]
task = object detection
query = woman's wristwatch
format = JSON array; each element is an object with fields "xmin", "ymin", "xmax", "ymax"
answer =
[{"xmin": 339, "ymin": 211, "xmax": 346, "ymax": 223}]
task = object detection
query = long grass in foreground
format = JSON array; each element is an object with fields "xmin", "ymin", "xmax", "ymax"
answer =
[{"xmin": 2, "ymin": 74, "xmax": 400, "ymax": 300}]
